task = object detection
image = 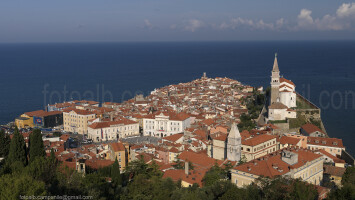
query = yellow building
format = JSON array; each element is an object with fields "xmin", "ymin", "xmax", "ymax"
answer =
[
  {"xmin": 15, "ymin": 110, "xmax": 47, "ymax": 128},
  {"xmin": 107, "ymin": 142, "xmax": 128, "ymax": 172},
  {"xmin": 63, "ymin": 108, "xmax": 96, "ymax": 135},
  {"xmin": 231, "ymin": 148, "xmax": 324, "ymax": 187},
  {"xmin": 15, "ymin": 117, "xmax": 33, "ymax": 129},
  {"xmin": 323, "ymin": 165, "xmax": 346, "ymax": 187},
  {"xmin": 241, "ymin": 134, "xmax": 278, "ymax": 162}
]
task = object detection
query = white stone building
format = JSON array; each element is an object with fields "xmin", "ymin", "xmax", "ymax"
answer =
[
  {"xmin": 88, "ymin": 118, "xmax": 139, "ymax": 142},
  {"xmin": 143, "ymin": 112, "xmax": 191, "ymax": 138}
]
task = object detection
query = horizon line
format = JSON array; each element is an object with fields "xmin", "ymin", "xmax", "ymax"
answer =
[{"xmin": 1, "ymin": 39, "xmax": 355, "ymax": 45}]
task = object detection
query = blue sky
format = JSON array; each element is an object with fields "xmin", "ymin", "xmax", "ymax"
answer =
[{"xmin": 1, "ymin": 0, "xmax": 355, "ymax": 42}]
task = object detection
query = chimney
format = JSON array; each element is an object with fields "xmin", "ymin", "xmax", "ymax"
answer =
[
  {"xmin": 185, "ymin": 161, "xmax": 189, "ymax": 175},
  {"xmin": 110, "ymin": 113, "xmax": 113, "ymax": 121}
]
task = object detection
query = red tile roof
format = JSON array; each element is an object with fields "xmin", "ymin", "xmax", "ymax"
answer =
[
  {"xmin": 243, "ymin": 134, "xmax": 276, "ymax": 146},
  {"xmin": 163, "ymin": 133, "xmax": 184, "ymax": 143},
  {"xmin": 234, "ymin": 148, "xmax": 323, "ymax": 177},
  {"xmin": 178, "ymin": 151, "xmax": 223, "ymax": 170},
  {"xmin": 323, "ymin": 165, "xmax": 346, "ymax": 177},
  {"xmin": 316, "ymin": 149, "xmax": 345, "ymax": 163},
  {"xmin": 307, "ymin": 137, "xmax": 344, "ymax": 148},
  {"xmin": 24, "ymin": 110, "xmax": 47, "ymax": 117},
  {"xmin": 88, "ymin": 118, "xmax": 138, "ymax": 129},
  {"xmin": 163, "ymin": 169, "xmax": 207, "ymax": 187},
  {"xmin": 110, "ymin": 142, "xmax": 125, "ymax": 152},
  {"xmin": 279, "ymin": 136, "xmax": 301, "ymax": 145},
  {"xmin": 280, "ymin": 77, "xmax": 295, "ymax": 86},
  {"xmin": 301, "ymin": 124, "xmax": 324, "ymax": 134},
  {"xmin": 214, "ymin": 133, "xmax": 228, "ymax": 141}
]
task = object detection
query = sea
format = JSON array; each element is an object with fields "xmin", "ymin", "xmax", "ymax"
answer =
[{"xmin": 0, "ymin": 41, "xmax": 354, "ymax": 155}]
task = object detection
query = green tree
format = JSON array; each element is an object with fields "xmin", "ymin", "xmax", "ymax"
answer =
[
  {"xmin": 172, "ymin": 158, "xmax": 184, "ymax": 169},
  {"xmin": 112, "ymin": 157, "xmax": 122, "ymax": 186},
  {"xmin": 124, "ymin": 155, "xmax": 149, "ymax": 179},
  {"xmin": 328, "ymin": 166, "xmax": 355, "ymax": 200},
  {"xmin": 237, "ymin": 155, "xmax": 247, "ymax": 166},
  {"xmin": 0, "ymin": 173, "xmax": 47, "ymax": 199},
  {"xmin": 49, "ymin": 148, "xmax": 56, "ymax": 164},
  {"xmin": 29, "ymin": 128, "xmax": 45, "ymax": 162},
  {"xmin": 0, "ymin": 129, "xmax": 11, "ymax": 158},
  {"xmin": 341, "ymin": 166, "xmax": 355, "ymax": 185},
  {"xmin": 7, "ymin": 127, "xmax": 27, "ymax": 166},
  {"xmin": 83, "ymin": 173, "xmax": 110, "ymax": 200},
  {"xmin": 328, "ymin": 183, "xmax": 355, "ymax": 200},
  {"xmin": 290, "ymin": 179, "xmax": 318, "ymax": 200},
  {"xmin": 25, "ymin": 156, "xmax": 58, "ymax": 185},
  {"xmin": 202, "ymin": 163, "xmax": 228, "ymax": 187}
]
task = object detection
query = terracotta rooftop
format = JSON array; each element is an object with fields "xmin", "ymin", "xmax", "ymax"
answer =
[
  {"xmin": 163, "ymin": 168, "xmax": 207, "ymax": 187},
  {"xmin": 280, "ymin": 77, "xmax": 295, "ymax": 86},
  {"xmin": 62, "ymin": 108, "xmax": 95, "ymax": 115},
  {"xmin": 279, "ymin": 136, "xmax": 301, "ymax": 146},
  {"xmin": 110, "ymin": 142, "xmax": 125, "ymax": 152},
  {"xmin": 307, "ymin": 137, "xmax": 344, "ymax": 148},
  {"xmin": 243, "ymin": 134, "xmax": 277, "ymax": 146},
  {"xmin": 323, "ymin": 165, "xmax": 346, "ymax": 177},
  {"xmin": 301, "ymin": 124, "xmax": 324, "ymax": 134},
  {"xmin": 234, "ymin": 148, "xmax": 323, "ymax": 178},
  {"xmin": 163, "ymin": 133, "xmax": 184, "ymax": 143}
]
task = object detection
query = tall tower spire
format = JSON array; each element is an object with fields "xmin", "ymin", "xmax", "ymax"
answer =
[
  {"xmin": 272, "ymin": 53, "xmax": 279, "ymax": 72},
  {"xmin": 270, "ymin": 53, "xmax": 280, "ymax": 105}
]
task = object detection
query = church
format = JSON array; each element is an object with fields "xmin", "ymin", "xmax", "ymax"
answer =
[{"xmin": 268, "ymin": 54, "xmax": 297, "ymax": 121}]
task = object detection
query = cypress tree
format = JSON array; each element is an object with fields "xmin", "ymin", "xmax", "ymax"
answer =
[
  {"xmin": 49, "ymin": 148, "xmax": 56, "ymax": 164},
  {"xmin": 111, "ymin": 157, "xmax": 122, "ymax": 186},
  {"xmin": 29, "ymin": 128, "xmax": 45, "ymax": 162},
  {"xmin": 7, "ymin": 127, "xmax": 27, "ymax": 166},
  {"xmin": 0, "ymin": 129, "xmax": 11, "ymax": 158}
]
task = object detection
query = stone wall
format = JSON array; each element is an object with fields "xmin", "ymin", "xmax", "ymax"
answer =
[{"xmin": 296, "ymin": 93, "xmax": 327, "ymax": 134}]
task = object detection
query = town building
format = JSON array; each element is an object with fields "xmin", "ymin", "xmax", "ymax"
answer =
[
  {"xmin": 15, "ymin": 110, "xmax": 63, "ymax": 128},
  {"xmin": 63, "ymin": 108, "xmax": 96, "ymax": 135},
  {"xmin": 107, "ymin": 142, "xmax": 129, "ymax": 172},
  {"xmin": 241, "ymin": 134, "xmax": 278, "ymax": 162},
  {"xmin": 307, "ymin": 136, "xmax": 345, "ymax": 157},
  {"xmin": 143, "ymin": 112, "xmax": 191, "ymax": 138},
  {"xmin": 323, "ymin": 165, "xmax": 346, "ymax": 187},
  {"xmin": 87, "ymin": 118, "xmax": 140, "ymax": 142},
  {"xmin": 231, "ymin": 148, "xmax": 324, "ymax": 187},
  {"xmin": 301, "ymin": 124, "xmax": 326, "ymax": 137}
]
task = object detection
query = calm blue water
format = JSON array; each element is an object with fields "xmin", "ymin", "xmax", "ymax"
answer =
[{"xmin": 0, "ymin": 41, "xmax": 354, "ymax": 155}]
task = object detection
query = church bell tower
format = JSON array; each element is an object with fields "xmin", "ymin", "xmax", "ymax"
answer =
[
  {"xmin": 227, "ymin": 123, "xmax": 241, "ymax": 162},
  {"xmin": 270, "ymin": 53, "xmax": 280, "ymax": 105}
]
